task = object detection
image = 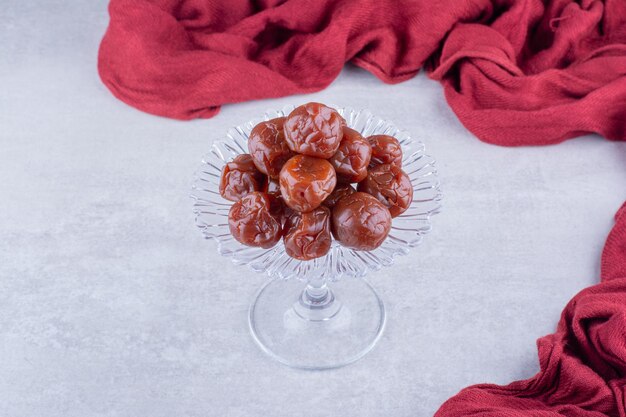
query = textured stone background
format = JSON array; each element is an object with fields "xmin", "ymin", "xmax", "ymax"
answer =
[{"xmin": 1, "ymin": 1, "xmax": 625, "ymax": 416}]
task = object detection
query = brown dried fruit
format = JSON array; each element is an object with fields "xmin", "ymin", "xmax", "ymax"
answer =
[
  {"xmin": 228, "ymin": 192, "xmax": 282, "ymax": 248},
  {"xmin": 283, "ymin": 102, "xmax": 343, "ymax": 158},
  {"xmin": 248, "ymin": 117, "xmax": 294, "ymax": 178},
  {"xmin": 368, "ymin": 135, "xmax": 403, "ymax": 168},
  {"xmin": 331, "ymin": 192, "xmax": 392, "ymax": 251},
  {"xmin": 322, "ymin": 184, "xmax": 356, "ymax": 208},
  {"xmin": 328, "ymin": 127, "xmax": 372, "ymax": 183},
  {"xmin": 279, "ymin": 155, "xmax": 337, "ymax": 212},
  {"xmin": 358, "ymin": 164, "xmax": 413, "ymax": 217},
  {"xmin": 283, "ymin": 206, "xmax": 332, "ymax": 260},
  {"xmin": 219, "ymin": 154, "xmax": 265, "ymax": 202}
]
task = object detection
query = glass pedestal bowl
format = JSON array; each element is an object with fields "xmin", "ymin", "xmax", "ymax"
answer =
[{"xmin": 192, "ymin": 106, "xmax": 442, "ymax": 370}]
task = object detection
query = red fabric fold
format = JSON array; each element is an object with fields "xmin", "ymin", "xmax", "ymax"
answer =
[
  {"xmin": 98, "ymin": 0, "xmax": 626, "ymax": 145},
  {"xmin": 435, "ymin": 204, "xmax": 626, "ymax": 417}
]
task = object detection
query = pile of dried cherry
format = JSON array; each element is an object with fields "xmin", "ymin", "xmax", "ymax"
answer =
[{"xmin": 219, "ymin": 102, "xmax": 413, "ymax": 261}]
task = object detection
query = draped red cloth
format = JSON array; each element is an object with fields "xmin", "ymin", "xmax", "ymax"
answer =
[
  {"xmin": 98, "ymin": 1, "xmax": 626, "ymax": 415},
  {"xmin": 98, "ymin": 0, "xmax": 626, "ymax": 146},
  {"xmin": 436, "ymin": 203, "xmax": 626, "ymax": 417}
]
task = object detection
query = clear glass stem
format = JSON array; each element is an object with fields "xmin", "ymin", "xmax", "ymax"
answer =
[{"xmin": 293, "ymin": 277, "xmax": 342, "ymax": 321}]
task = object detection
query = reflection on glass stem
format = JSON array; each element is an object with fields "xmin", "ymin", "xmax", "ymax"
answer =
[{"xmin": 294, "ymin": 277, "xmax": 343, "ymax": 321}]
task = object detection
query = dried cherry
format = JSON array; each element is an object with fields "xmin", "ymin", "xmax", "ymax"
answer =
[
  {"xmin": 331, "ymin": 192, "xmax": 391, "ymax": 251},
  {"xmin": 219, "ymin": 154, "xmax": 265, "ymax": 202},
  {"xmin": 283, "ymin": 103, "xmax": 343, "ymax": 158},
  {"xmin": 322, "ymin": 184, "xmax": 355, "ymax": 208},
  {"xmin": 228, "ymin": 192, "xmax": 282, "ymax": 248},
  {"xmin": 357, "ymin": 163, "xmax": 413, "ymax": 217},
  {"xmin": 368, "ymin": 135, "xmax": 403, "ymax": 168},
  {"xmin": 279, "ymin": 155, "xmax": 337, "ymax": 212},
  {"xmin": 328, "ymin": 127, "xmax": 372, "ymax": 183},
  {"xmin": 283, "ymin": 206, "xmax": 332, "ymax": 260},
  {"xmin": 248, "ymin": 117, "xmax": 294, "ymax": 178}
]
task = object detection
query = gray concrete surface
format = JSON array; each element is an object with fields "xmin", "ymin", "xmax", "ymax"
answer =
[{"xmin": 1, "ymin": 1, "xmax": 625, "ymax": 416}]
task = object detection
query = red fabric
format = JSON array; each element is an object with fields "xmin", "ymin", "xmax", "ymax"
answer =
[
  {"xmin": 436, "ymin": 203, "xmax": 626, "ymax": 417},
  {"xmin": 98, "ymin": 0, "xmax": 626, "ymax": 146}
]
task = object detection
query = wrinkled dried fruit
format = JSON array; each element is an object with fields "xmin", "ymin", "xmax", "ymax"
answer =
[
  {"xmin": 358, "ymin": 164, "xmax": 413, "ymax": 217},
  {"xmin": 279, "ymin": 155, "xmax": 337, "ymax": 212},
  {"xmin": 368, "ymin": 135, "xmax": 403, "ymax": 168},
  {"xmin": 220, "ymin": 103, "xmax": 415, "ymax": 256},
  {"xmin": 329, "ymin": 127, "xmax": 372, "ymax": 183},
  {"xmin": 219, "ymin": 154, "xmax": 265, "ymax": 202},
  {"xmin": 322, "ymin": 184, "xmax": 356, "ymax": 208},
  {"xmin": 228, "ymin": 192, "xmax": 282, "ymax": 248},
  {"xmin": 283, "ymin": 103, "xmax": 343, "ymax": 158},
  {"xmin": 248, "ymin": 117, "xmax": 294, "ymax": 178},
  {"xmin": 284, "ymin": 206, "xmax": 332, "ymax": 260},
  {"xmin": 331, "ymin": 192, "xmax": 391, "ymax": 251}
]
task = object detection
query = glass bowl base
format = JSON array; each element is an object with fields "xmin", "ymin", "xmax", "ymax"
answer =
[{"xmin": 248, "ymin": 277, "xmax": 386, "ymax": 370}]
